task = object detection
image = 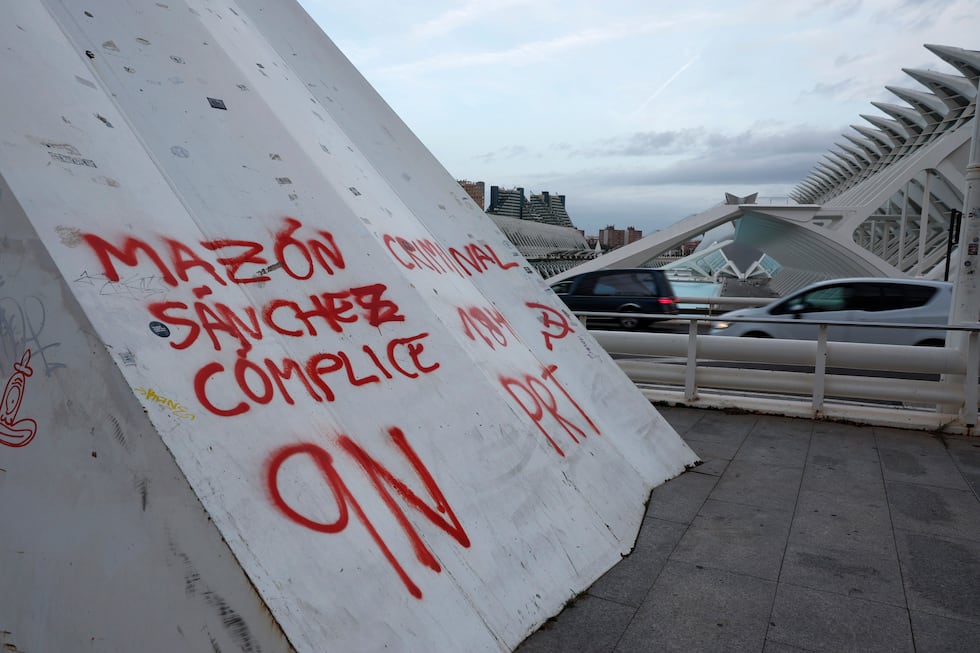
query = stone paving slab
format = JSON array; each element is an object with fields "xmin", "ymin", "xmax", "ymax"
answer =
[
  {"xmin": 800, "ymin": 452, "xmax": 886, "ymax": 497},
  {"xmin": 947, "ymin": 437, "xmax": 980, "ymax": 495},
  {"xmin": 671, "ymin": 498, "xmax": 793, "ymax": 581},
  {"xmin": 710, "ymin": 459, "xmax": 802, "ymax": 511},
  {"xmin": 895, "ymin": 530, "xmax": 980, "ymax": 624},
  {"xmin": 779, "ymin": 539, "xmax": 906, "ymax": 607},
  {"xmin": 767, "ymin": 582, "xmax": 914, "ymax": 653},
  {"xmin": 516, "ymin": 406, "xmax": 980, "ymax": 653},
  {"xmin": 587, "ymin": 518, "xmax": 687, "ymax": 608},
  {"xmin": 645, "ymin": 470, "xmax": 717, "ymax": 523},
  {"xmin": 907, "ymin": 610, "xmax": 980, "ymax": 651},
  {"xmin": 614, "ymin": 560, "xmax": 775, "ymax": 653}
]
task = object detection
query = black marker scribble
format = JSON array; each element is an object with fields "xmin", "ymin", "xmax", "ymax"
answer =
[
  {"xmin": 74, "ymin": 270, "xmax": 170, "ymax": 299},
  {"xmin": 0, "ymin": 296, "xmax": 64, "ymax": 377}
]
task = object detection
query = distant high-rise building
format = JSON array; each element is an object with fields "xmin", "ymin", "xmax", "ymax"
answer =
[
  {"xmin": 486, "ymin": 186, "xmax": 530, "ymax": 220},
  {"xmin": 529, "ymin": 191, "xmax": 574, "ymax": 228},
  {"xmin": 480, "ymin": 185, "xmax": 595, "ymax": 277},
  {"xmin": 457, "ymin": 179, "xmax": 485, "ymax": 209},
  {"xmin": 599, "ymin": 225, "xmax": 623, "ymax": 249},
  {"xmin": 487, "ymin": 186, "xmax": 576, "ymax": 229},
  {"xmin": 598, "ymin": 225, "xmax": 643, "ymax": 249}
]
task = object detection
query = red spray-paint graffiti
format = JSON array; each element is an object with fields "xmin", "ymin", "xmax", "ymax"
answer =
[
  {"xmin": 147, "ymin": 281, "xmax": 405, "ymax": 356},
  {"xmin": 524, "ymin": 301, "xmax": 575, "ymax": 351},
  {"xmin": 0, "ymin": 349, "xmax": 37, "ymax": 448},
  {"xmin": 457, "ymin": 304, "xmax": 516, "ymax": 350},
  {"xmin": 453, "ymin": 303, "xmax": 594, "ymax": 456},
  {"xmin": 81, "ymin": 218, "xmax": 441, "ymax": 417},
  {"xmin": 78, "ymin": 214, "xmax": 607, "ymax": 601},
  {"xmin": 194, "ymin": 333, "xmax": 439, "ymax": 417},
  {"xmin": 384, "ymin": 234, "xmax": 519, "ymax": 277},
  {"xmin": 456, "ymin": 301, "xmax": 576, "ymax": 353},
  {"xmin": 82, "ymin": 216, "xmax": 345, "ymax": 288},
  {"xmin": 500, "ymin": 364, "xmax": 599, "ymax": 457},
  {"xmin": 267, "ymin": 426, "xmax": 470, "ymax": 599}
]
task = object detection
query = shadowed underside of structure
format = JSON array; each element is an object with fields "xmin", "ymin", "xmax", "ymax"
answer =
[
  {"xmin": 550, "ymin": 45, "xmax": 980, "ymax": 294},
  {"xmin": 0, "ymin": 2, "xmax": 697, "ymax": 652}
]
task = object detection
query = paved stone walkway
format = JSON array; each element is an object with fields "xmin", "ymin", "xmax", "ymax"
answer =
[{"xmin": 517, "ymin": 406, "xmax": 980, "ymax": 652}]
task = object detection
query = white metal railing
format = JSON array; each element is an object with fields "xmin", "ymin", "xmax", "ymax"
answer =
[
  {"xmin": 573, "ymin": 309, "xmax": 980, "ymax": 434},
  {"xmin": 672, "ymin": 294, "xmax": 772, "ymax": 316}
]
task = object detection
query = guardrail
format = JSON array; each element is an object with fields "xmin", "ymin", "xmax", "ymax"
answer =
[
  {"xmin": 672, "ymin": 294, "xmax": 774, "ymax": 316},
  {"xmin": 574, "ymin": 310, "xmax": 980, "ymax": 435}
]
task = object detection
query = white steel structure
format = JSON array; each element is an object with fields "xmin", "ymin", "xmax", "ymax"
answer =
[{"xmin": 549, "ymin": 45, "xmax": 980, "ymax": 296}]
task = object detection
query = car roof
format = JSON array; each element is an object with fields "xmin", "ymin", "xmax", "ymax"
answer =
[
  {"xmin": 564, "ymin": 268, "xmax": 667, "ymax": 278},
  {"xmin": 792, "ymin": 277, "xmax": 952, "ymax": 290}
]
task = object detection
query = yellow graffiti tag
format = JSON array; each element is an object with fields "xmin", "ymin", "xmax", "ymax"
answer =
[{"xmin": 134, "ymin": 387, "xmax": 196, "ymax": 421}]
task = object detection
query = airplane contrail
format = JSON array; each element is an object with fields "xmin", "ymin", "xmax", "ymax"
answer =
[{"xmin": 629, "ymin": 50, "xmax": 701, "ymax": 119}]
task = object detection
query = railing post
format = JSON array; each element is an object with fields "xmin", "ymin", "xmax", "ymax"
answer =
[
  {"xmin": 813, "ymin": 324, "xmax": 827, "ymax": 412},
  {"xmin": 964, "ymin": 330, "xmax": 978, "ymax": 427},
  {"xmin": 685, "ymin": 319, "xmax": 699, "ymax": 401}
]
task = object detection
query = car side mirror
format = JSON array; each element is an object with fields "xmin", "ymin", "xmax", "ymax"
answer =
[{"xmin": 785, "ymin": 299, "xmax": 806, "ymax": 318}]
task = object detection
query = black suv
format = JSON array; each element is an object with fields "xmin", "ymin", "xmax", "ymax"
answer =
[{"xmin": 550, "ymin": 268, "xmax": 678, "ymax": 330}]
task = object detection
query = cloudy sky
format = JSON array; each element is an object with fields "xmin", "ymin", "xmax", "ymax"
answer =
[{"xmin": 297, "ymin": 0, "xmax": 978, "ymax": 236}]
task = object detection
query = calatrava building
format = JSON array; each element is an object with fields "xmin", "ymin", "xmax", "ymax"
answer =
[{"xmin": 549, "ymin": 43, "xmax": 980, "ymax": 297}]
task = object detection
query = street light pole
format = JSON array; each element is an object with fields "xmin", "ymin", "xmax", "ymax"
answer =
[
  {"xmin": 946, "ymin": 90, "xmax": 980, "ymax": 425},
  {"xmin": 949, "ymin": 95, "xmax": 980, "ymax": 326}
]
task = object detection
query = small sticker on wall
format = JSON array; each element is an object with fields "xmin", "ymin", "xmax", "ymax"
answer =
[{"xmin": 149, "ymin": 321, "xmax": 171, "ymax": 337}]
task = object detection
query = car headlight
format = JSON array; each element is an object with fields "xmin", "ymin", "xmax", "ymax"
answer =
[{"xmin": 714, "ymin": 321, "xmax": 731, "ymax": 330}]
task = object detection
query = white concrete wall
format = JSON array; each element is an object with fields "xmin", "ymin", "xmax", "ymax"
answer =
[
  {"xmin": 0, "ymin": 176, "xmax": 294, "ymax": 652},
  {"xmin": 0, "ymin": 2, "xmax": 699, "ymax": 651}
]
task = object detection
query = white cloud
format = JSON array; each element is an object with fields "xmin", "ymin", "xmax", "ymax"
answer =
[
  {"xmin": 299, "ymin": 0, "xmax": 980, "ymax": 235},
  {"xmin": 380, "ymin": 14, "xmax": 712, "ymax": 77},
  {"xmin": 409, "ymin": 0, "xmax": 533, "ymax": 40}
]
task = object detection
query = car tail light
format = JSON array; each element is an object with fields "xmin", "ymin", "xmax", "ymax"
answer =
[{"xmin": 658, "ymin": 297, "xmax": 676, "ymax": 305}]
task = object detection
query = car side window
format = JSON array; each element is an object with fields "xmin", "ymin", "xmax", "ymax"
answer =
[
  {"xmin": 593, "ymin": 281, "xmax": 617, "ymax": 296},
  {"xmin": 596, "ymin": 272, "xmax": 654, "ymax": 297},
  {"xmin": 574, "ymin": 277, "xmax": 598, "ymax": 295},
  {"xmin": 849, "ymin": 284, "xmax": 883, "ymax": 311},
  {"xmin": 550, "ymin": 280, "xmax": 574, "ymax": 295},
  {"xmin": 846, "ymin": 283, "xmax": 937, "ymax": 312},
  {"xmin": 801, "ymin": 286, "xmax": 850, "ymax": 312},
  {"xmin": 877, "ymin": 284, "xmax": 935, "ymax": 310},
  {"xmin": 638, "ymin": 272, "xmax": 662, "ymax": 295},
  {"xmin": 773, "ymin": 286, "xmax": 849, "ymax": 314}
]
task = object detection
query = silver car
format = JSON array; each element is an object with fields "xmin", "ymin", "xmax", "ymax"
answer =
[{"xmin": 710, "ymin": 278, "xmax": 952, "ymax": 345}]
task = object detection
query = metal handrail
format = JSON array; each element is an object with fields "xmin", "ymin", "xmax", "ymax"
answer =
[
  {"xmin": 571, "ymin": 310, "xmax": 980, "ymax": 434},
  {"xmin": 673, "ymin": 295, "xmax": 772, "ymax": 316}
]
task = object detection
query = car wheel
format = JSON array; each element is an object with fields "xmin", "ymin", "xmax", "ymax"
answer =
[
  {"xmin": 619, "ymin": 313, "xmax": 642, "ymax": 330},
  {"xmin": 914, "ymin": 339, "xmax": 944, "ymax": 347},
  {"xmin": 743, "ymin": 331, "xmax": 772, "ymax": 338}
]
